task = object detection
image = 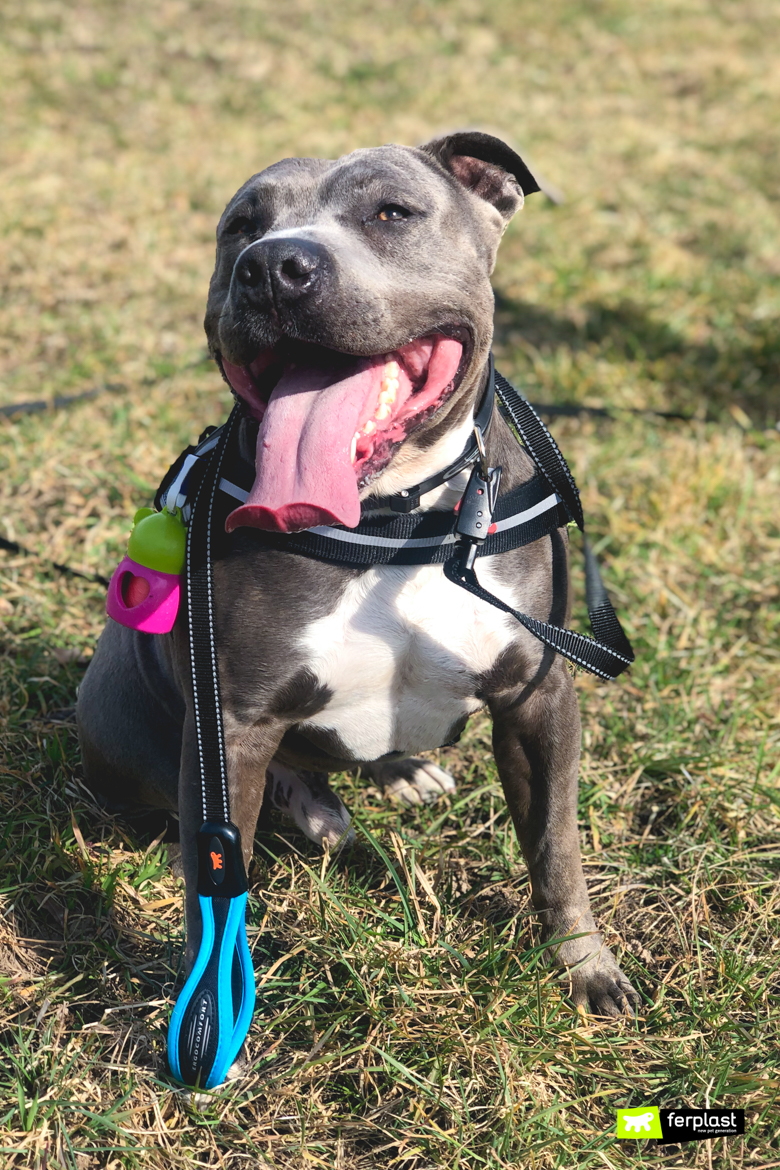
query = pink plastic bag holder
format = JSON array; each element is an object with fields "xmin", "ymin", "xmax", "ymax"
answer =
[{"xmin": 106, "ymin": 554, "xmax": 181, "ymax": 634}]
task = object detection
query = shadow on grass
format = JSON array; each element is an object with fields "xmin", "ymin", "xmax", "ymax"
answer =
[{"xmin": 493, "ymin": 289, "xmax": 780, "ymax": 424}]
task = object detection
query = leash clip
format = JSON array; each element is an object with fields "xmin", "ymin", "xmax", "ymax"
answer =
[{"xmin": 455, "ymin": 460, "xmax": 502, "ymax": 572}]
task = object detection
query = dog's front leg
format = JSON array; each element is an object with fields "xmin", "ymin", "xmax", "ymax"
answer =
[
  {"xmin": 177, "ymin": 707, "xmax": 283, "ymax": 972},
  {"xmin": 490, "ymin": 665, "xmax": 640, "ymax": 1017}
]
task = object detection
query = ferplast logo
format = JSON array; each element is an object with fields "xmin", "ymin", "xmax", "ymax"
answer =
[
  {"xmin": 617, "ymin": 1107, "xmax": 745, "ymax": 1143},
  {"xmin": 207, "ymin": 836, "xmax": 225, "ymax": 885},
  {"xmin": 617, "ymin": 1108, "xmax": 663, "ymax": 1139}
]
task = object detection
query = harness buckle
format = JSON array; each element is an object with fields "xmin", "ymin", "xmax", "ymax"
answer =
[
  {"xmin": 455, "ymin": 461, "xmax": 502, "ymax": 571},
  {"xmin": 389, "ymin": 489, "xmax": 421, "ymax": 513},
  {"xmin": 164, "ymin": 453, "xmax": 200, "ymax": 516}
]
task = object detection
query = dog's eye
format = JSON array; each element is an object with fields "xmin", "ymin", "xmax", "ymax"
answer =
[
  {"xmin": 376, "ymin": 204, "xmax": 411, "ymax": 222},
  {"xmin": 226, "ymin": 216, "xmax": 252, "ymax": 235}
]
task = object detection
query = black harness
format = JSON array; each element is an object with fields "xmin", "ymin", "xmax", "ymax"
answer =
[{"xmin": 160, "ymin": 356, "xmax": 634, "ymax": 682}]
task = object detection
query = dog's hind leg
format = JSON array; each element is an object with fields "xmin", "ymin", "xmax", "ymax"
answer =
[
  {"xmin": 490, "ymin": 660, "xmax": 641, "ymax": 1018},
  {"xmin": 265, "ymin": 760, "xmax": 354, "ymax": 848},
  {"xmin": 363, "ymin": 758, "xmax": 457, "ymax": 805},
  {"xmin": 76, "ymin": 621, "xmax": 182, "ymax": 812}
]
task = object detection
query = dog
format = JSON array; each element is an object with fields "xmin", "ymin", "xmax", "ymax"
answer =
[{"xmin": 77, "ymin": 132, "xmax": 641, "ymax": 1044}]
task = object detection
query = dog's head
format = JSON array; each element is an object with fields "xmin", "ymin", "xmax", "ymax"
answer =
[{"xmin": 204, "ymin": 132, "xmax": 539, "ymax": 533}]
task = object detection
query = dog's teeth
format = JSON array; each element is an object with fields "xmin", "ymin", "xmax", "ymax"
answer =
[
  {"xmin": 375, "ymin": 375, "xmax": 398, "ymax": 419},
  {"xmin": 350, "ymin": 433, "xmax": 358, "ymax": 463},
  {"xmin": 362, "ymin": 420, "xmax": 376, "ymax": 435},
  {"xmin": 384, "ymin": 360, "xmax": 401, "ymax": 378}
]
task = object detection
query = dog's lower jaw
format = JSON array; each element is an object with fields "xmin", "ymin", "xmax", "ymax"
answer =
[{"xmin": 362, "ymin": 408, "xmax": 474, "ymax": 507}]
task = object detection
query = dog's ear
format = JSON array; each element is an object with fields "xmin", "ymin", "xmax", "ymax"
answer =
[{"xmin": 419, "ymin": 131, "xmax": 540, "ymax": 222}]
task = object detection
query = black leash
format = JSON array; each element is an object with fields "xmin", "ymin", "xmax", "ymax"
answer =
[
  {"xmin": 495, "ymin": 368, "xmax": 583, "ymax": 529},
  {"xmin": 185, "ymin": 409, "xmax": 237, "ymax": 825},
  {"xmin": 442, "ymin": 367, "xmax": 634, "ymax": 681},
  {"xmin": 167, "ymin": 404, "xmax": 256, "ymax": 1090},
  {"xmin": 0, "ymin": 534, "xmax": 111, "ymax": 588}
]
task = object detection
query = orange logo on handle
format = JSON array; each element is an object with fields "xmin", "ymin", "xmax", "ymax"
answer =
[{"xmin": 210, "ymin": 851, "xmax": 223, "ymax": 871}]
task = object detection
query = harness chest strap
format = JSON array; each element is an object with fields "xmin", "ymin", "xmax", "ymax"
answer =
[{"xmin": 215, "ymin": 472, "xmax": 569, "ymax": 565}]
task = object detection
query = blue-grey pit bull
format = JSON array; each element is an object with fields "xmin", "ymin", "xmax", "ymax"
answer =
[{"xmin": 77, "ymin": 132, "xmax": 641, "ymax": 1032}]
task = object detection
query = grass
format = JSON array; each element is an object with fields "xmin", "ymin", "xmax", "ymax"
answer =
[{"xmin": 1, "ymin": 0, "xmax": 779, "ymax": 1166}]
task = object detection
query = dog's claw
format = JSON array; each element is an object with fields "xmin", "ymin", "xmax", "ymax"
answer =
[
  {"xmin": 591, "ymin": 981, "xmax": 634, "ymax": 1018},
  {"xmin": 568, "ymin": 959, "xmax": 642, "ymax": 1019},
  {"xmin": 551, "ymin": 931, "xmax": 642, "ymax": 1020}
]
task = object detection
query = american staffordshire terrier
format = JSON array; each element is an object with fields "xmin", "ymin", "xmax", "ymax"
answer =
[{"xmin": 77, "ymin": 131, "xmax": 641, "ymax": 1024}]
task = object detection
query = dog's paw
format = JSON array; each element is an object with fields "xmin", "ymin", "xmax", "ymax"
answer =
[
  {"xmin": 542, "ymin": 917, "xmax": 641, "ymax": 1018},
  {"xmin": 563, "ymin": 946, "xmax": 642, "ymax": 1019},
  {"xmin": 266, "ymin": 761, "xmax": 354, "ymax": 850},
  {"xmin": 366, "ymin": 758, "xmax": 457, "ymax": 806}
]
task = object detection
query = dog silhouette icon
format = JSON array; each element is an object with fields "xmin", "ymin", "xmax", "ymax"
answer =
[{"xmin": 623, "ymin": 1111, "xmax": 655, "ymax": 1134}]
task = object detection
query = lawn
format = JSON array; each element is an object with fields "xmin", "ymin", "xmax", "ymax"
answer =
[{"xmin": 0, "ymin": 0, "xmax": 779, "ymax": 1167}]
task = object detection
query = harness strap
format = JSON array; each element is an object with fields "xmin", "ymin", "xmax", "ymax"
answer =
[
  {"xmin": 449, "ymin": 367, "xmax": 635, "ymax": 679},
  {"xmin": 214, "ymin": 469, "xmax": 569, "ymax": 566},
  {"xmin": 444, "ymin": 554, "xmax": 633, "ymax": 681},
  {"xmin": 155, "ymin": 425, "xmax": 224, "ymax": 517},
  {"xmin": 494, "ymin": 369, "xmax": 584, "ymax": 530}
]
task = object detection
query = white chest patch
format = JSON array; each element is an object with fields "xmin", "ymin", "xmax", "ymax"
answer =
[{"xmin": 296, "ymin": 559, "xmax": 522, "ymax": 760}]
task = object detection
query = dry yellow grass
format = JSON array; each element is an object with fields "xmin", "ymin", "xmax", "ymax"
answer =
[{"xmin": 1, "ymin": 1, "xmax": 779, "ymax": 1167}]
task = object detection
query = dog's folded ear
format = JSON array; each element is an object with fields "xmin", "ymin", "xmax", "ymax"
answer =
[{"xmin": 419, "ymin": 131, "xmax": 540, "ymax": 222}]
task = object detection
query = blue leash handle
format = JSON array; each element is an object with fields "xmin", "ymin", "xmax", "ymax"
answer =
[{"xmin": 168, "ymin": 823, "xmax": 255, "ymax": 1089}]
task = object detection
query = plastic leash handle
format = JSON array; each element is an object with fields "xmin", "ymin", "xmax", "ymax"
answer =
[{"xmin": 168, "ymin": 823, "xmax": 255, "ymax": 1089}]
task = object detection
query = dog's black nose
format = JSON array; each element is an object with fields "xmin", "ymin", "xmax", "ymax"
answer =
[{"xmin": 234, "ymin": 238, "xmax": 326, "ymax": 301}]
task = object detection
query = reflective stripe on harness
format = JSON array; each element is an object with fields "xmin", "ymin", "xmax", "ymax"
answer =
[{"xmin": 216, "ymin": 478, "xmax": 563, "ymax": 553}]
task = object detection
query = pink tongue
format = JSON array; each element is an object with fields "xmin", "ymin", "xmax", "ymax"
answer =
[{"xmin": 226, "ymin": 361, "xmax": 382, "ymax": 533}]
